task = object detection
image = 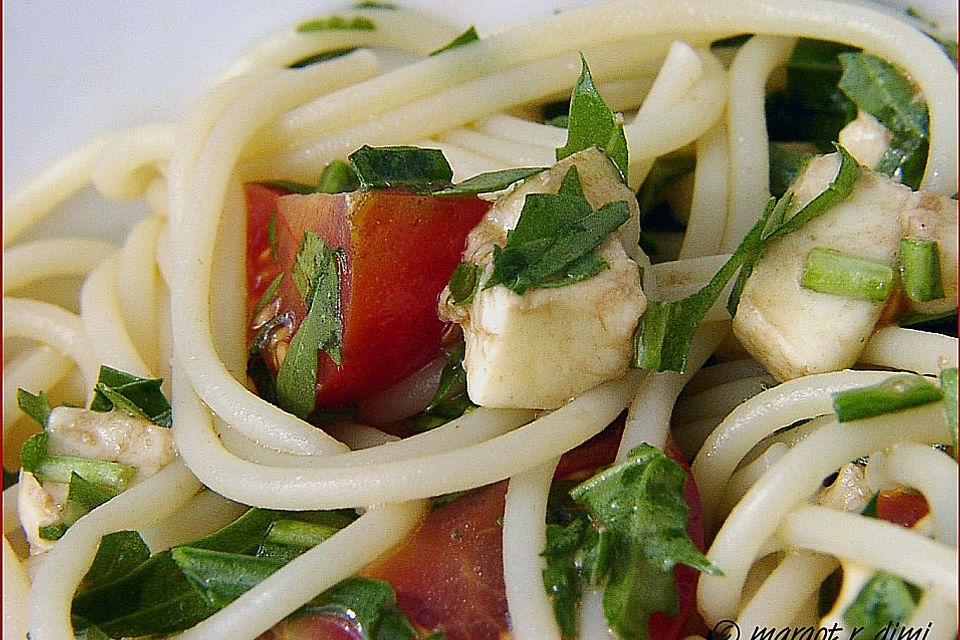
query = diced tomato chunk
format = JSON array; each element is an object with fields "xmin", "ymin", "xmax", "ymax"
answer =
[
  {"xmin": 245, "ymin": 183, "xmax": 287, "ymax": 316},
  {"xmin": 361, "ymin": 483, "xmax": 510, "ymax": 640},
  {"xmin": 247, "ymin": 187, "xmax": 489, "ymax": 408},
  {"xmin": 876, "ymin": 488, "xmax": 930, "ymax": 528},
  {"xmin": 260, "ymin": 615, "xmax": 363, "ymax": 640}
]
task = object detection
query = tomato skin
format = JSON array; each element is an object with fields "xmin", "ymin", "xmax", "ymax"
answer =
[
  {"xmin": 875, "ymin": 488, "xmax": 929, "ymax": 528},
  {"xmin": 245, "ymin": 183, "xmax": 287, "ymax": 316}
]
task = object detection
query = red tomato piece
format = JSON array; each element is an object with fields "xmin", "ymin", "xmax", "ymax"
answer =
[
  {"xmin": 245, "ymin": 183, "xmax": 287, "ymax": 317},
  {"xmin": 875, "ymin": 488, "xmax": 930, "ymax": 528},
  {"xmin": 361, "ymin": 482, "xmax": 510, "ymax": 640},
  {"xmin": 252, "ymin": 189, "xmax": 489, "ymax": 407}
]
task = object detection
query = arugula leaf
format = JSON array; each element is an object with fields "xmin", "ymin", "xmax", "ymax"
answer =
[
  {"xmin": 838, "ymin": 52, "xmax": 928, "ymax": 188},
  {"xmin": 941, "ymin": 368, "xmax": 958, "ymax": 452},
  {"xmin": 433, "ymin": 167, "xmax": 546, "ymax": 195},
  {"xmin": 83, "ymin": 531, "xmax": 152, "ymax": 591},
  {"xmin": 430, "ymin": 26, "xmax": 479, "ymax": 56},
  {"xmin": 843, "ymin": 571, "xmax": 918, "ymax": 639},
  {"xmin": 20, "ymin": 432, "xmax": 48, "ymax": 473},
  {"xmin": 544, "ymin": 444, "xmax": 720, "ymax": 640},
  {"xmin": 303, "ymin": 577, "xmax": 423, "ymax": 640},
  {"xmin": 831, "ymin": 374, "xmax": 943, "ymax": 422},
  {"xmin": 40, "ymin": 472, "xmax": 118, "ymax": 541},
  {"xmin": 17, "ymin": 388, "xmax": 52, "ymax": 427},
  {"xmin": 409, "ymin": 340, "xmax": 476, "ymax": 433},
  {"xmin": 484, "ymin": 167, "xmax": 628, "ymax": 295},
  {"xmin": 90, "ymin": 366, "xmax": 172, "ymax": 428},
  {"xmin": 349, "ymin": 145, "xmax": 454, "ymax": 190},
  {"xmin": 557, "ymin": 56, "xmax": 629, "ymax": 179},
  {"xmin": 296, "ymin": 15, "xmax": 376, "ymax": 33},
  {"xmin": 73, "ymin": 508, "xmax": 357, "ymax": 638},
  {"xmin": 173, "ymin": 548, "xmax": 285, "ymax": 608},
  {"xmin": 636, "ymin": 155, "xmax": 695, "ymax": 220},
  {"xmin": 769, "ymin": 143, "xmax": 813, "ymax": 198},
  {"xmin": 258, "ymin": 519, "xmax": 342, "ymax": 562},
  {"xmin": 276, "ymin": 231, "xmax": 343, "ymax": 418},
  {"xmin": 765, "ymin": 39, "xmax": 857, "ymax": 150}
]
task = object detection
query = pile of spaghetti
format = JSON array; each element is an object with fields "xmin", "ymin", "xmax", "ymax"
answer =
[{"xmin": 3, "ymin": 1, "xmax": 957, "ymax": 639}]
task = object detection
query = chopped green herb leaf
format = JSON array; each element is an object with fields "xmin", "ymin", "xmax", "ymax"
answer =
[
  {"xmin": 765, "ymin": 39, "xmax": 857, "ymax": 150},
  {"xmin": 557, "ymin": 56, "xmax": 629, "ymax": 179},
  {"xmin": 317, "ymin": 158, "xmax": 360, "ymax": 193},
  {"xmin": 636, "ymin": 155, "xmax": 695, "ymax": 221},
  {"xmin": 430, "ymin": 26, "xmax": 479, "ymax": 56},
  {"xmin": 259, "ymin": 180, "xmax": 318, "ymax": 195},
  {"xmin": 941, "ymin": 367, "xmax": 957, "ymax": 451},
  {"xmin": 83, "ymin": 531, "xmax": 152, "ymax": 591},
  {"xmin": 409, "ymin": 339, "xmax": 475, "ymax": 433},
  {"xmin": 349, "ymin": 145, "xmax": 454, "ymax": 190},
  {"xmin": 288, "ymin": 47, "xmax": 359, "ymax": 69},
  {"xmin": 17, "ymin": 388, "xmax": 52, "ymax": 427},
  {"xmin": 73, "ymin": 507, "xmax": 356, "ymax": 637},
  {"xmin": 90, "ymin": 366, "xmax": 172, "ymax": 428},
  {"xmin": 250, "ymin": 273, "xmax": 283, "ymax": 321},
  {"xmin": 303, "ymin": 577, "xmax": 425, "ymax": 640},
  {"xmin": 433, "ymin": 167, "xmax": 546, "ymax": 195},
  {"xmin": 832, "ymin": 374, "xmax": 943, "ymax": 422},
  {"xmin": 899, "ymin": 238, "xmax": 944, "ymax": 302},
  {"xmin": 277, "ymin": 232, "xmax": 343, "ymax": 419},
  {"xmin": 258, "ymin": 519, "xmax": 341, "ymax": 562},
  {"xmin": 267, "ymin": 213, "xmax": 278, "ymax": 260},
  {"xmin": 843, "ymin": 571, "xmax": 918, "ymax": 639},
  {"xmin": 297, "ymin": 15, "xmax": 376, "ymax": 33},
  {"xmin": 546, "ymin": 114, "xmax": 569, "ymax": 129},
  {"xmin": 546, "ymin": 444, "xmax": 720, "ymax": 640},
  {"xmin": 801, "ymin": 247, "xmax": 895, "ymax": 301},
  {"xmin": 173, "ymin": 547, "xmax": 284, "ymax": 608},
  {"xmin": 838, "ymin": 52, "xmax": 928, "ymax": 188},
  {"xmin": 20, "ymin": 432, "xmax": 48, "ymax": 473},
  {"xmin": 447, "ymin": 262, "xmax": 481, "ymax": 305},
  {"xmin": 769, "ymin": 143, "xmax": 813, "ymax": 198},
  {"xmin": 485, "ymin": 167, "xmax": 628, "ymax": 295}
]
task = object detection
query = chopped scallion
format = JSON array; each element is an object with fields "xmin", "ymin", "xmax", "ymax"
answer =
[
  {"xmin": 899, "ymin": 238, "xmax": 944, "ymax": 302},
  {"xmin": 832, "ymin": 374, "xmax": 944, "ymax": 422},
  {"xmin": 801, "ymin": 247, "xmax": 894, "ymax": 301}
]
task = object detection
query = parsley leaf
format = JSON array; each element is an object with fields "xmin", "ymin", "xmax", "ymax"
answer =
[
  {"xmin": 90, "ymin": 366, "xmax": 172, "ymax": 428},
  {"xmin": 433, "ymin": 167, "xmax": 546, "ymax": 195},
  {"xmin": 16, "ymin": 388, "xmax": 52, "ymax": 427},
  {"xmin": 430, "ymin": 26, "xmax": 479, "ymax": 56},
  {"xmin": 349, "ymin": 145, "xmax": 453, "ymax": 190},
  {"xmin": 485, "ymin": 166, "xmax": 629, "ymax": 295},
  {"xmin": 843, "ymin": 571, "xmax": 918, "ymax": 639},
  {"xmin": 276, "ymin": 232, "xmax": 343, "ymax": 418},
  {"xmin": 838, "ymin": 52, "xmax": 928, "ymax": 188},
  {"xmin": 557, "ymin": 55, "xmax": 629, "ymax": 179},
  {"xmin": 545, "ymin": 444, "xmax": 720, "ymax": 640},
  {"xmin": 288, "ymin": 47, "xmax": 359, "ymax": 69}
]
